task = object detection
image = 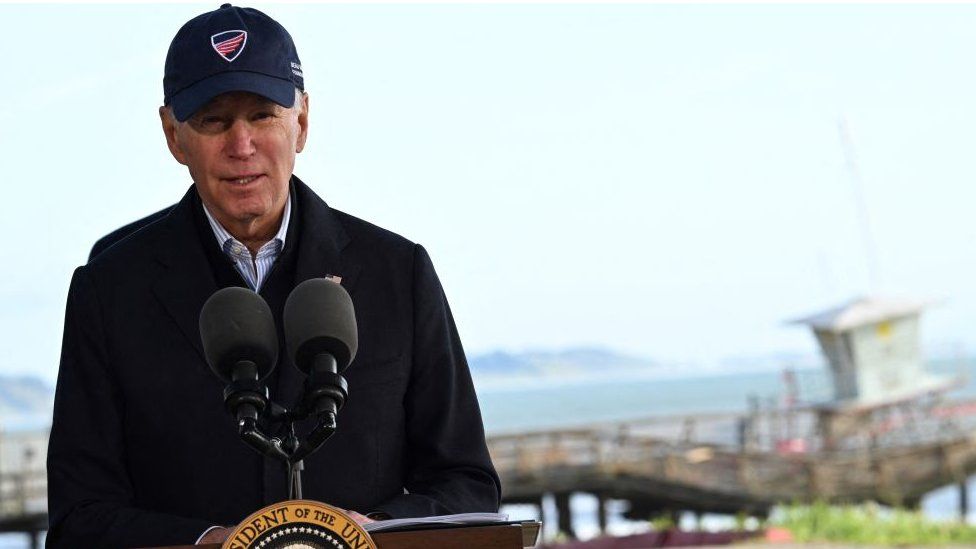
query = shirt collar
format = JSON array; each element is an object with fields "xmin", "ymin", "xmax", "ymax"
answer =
[{"xmin": 201, "ymin": 193, "xmax": 292, "ymax": 256}]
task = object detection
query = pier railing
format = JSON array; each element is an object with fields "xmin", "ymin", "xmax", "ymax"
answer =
[{"xmin": 0, "ymin": 428, "xmax": 47, "ymax": 521}]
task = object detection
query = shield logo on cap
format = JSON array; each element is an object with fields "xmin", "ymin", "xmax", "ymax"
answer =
[{"xmin": 211, "ymin": 30, "xmax": 247, "ymax": 62}]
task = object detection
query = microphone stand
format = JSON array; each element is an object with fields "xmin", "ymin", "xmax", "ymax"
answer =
[
  {"xmin": 288, "ymin": 460, "xmax": 304, "ymax": 500},
  {"xmin": 281, "ymin": 422, "xmax": 304, "ymax": 499}
]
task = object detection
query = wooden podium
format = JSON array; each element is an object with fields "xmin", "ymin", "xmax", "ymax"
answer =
[{"xmin": 146, "ymin": 521, "xmax": 541, "ymax": 549}]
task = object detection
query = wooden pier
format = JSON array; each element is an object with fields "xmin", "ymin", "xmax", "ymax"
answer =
[
  {"xmin": 0, "ymin": 428, "xmax": 50, "ymax": 549},
  {"xmin": 488, "ymin": 396, "xmax": 976, "ymax": 536}
]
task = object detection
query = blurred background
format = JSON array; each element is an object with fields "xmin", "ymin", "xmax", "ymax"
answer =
[{"xmin": 4, "ymin": 2, "xmax": 976, "ymax": 547}]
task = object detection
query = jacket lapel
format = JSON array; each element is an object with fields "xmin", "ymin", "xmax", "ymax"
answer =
[
  {"xmin": 151, "ymin": 187, "xmax": 219, "ymax": 365},
  {"xmin": 292, "ymin": 177, "xmax": 361, "ymax": 294},
  {"xmin": 275, "ymin": 178, "xmax": 362, "ymax": 408}
]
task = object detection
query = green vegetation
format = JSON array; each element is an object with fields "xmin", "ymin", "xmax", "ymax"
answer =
[
  {"xmin": 649, "ymin": 514, "xmax": 675, "ymax": 531},
  {"xmin": 774, "ymin": 502, "xmax": 976, "ymax": 546}
]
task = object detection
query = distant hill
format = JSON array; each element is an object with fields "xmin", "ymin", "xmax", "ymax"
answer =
[
  {"xmin": 466, "ymin": 347, "xmax": 830, "ymax": 386},
  {"xmin": 468, "ymin": 348, "xmax": 658, "ymax": 380},
  {"xmin": 0, "ymin": 376, "xmax": 52, "ymax": 414},
  {"xmin": 0, "ymin": 376, "xmax": 55, "ymax": 429}
]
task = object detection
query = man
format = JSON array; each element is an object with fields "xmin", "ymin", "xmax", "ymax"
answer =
[{"xmin": 47, "ymin": 4, "xmax": 500, "ymax": 547}]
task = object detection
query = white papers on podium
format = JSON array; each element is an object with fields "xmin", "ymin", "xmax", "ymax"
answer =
[{"xmin": 363, "ymin": 512, "xmax": 509, "ymax": 533}]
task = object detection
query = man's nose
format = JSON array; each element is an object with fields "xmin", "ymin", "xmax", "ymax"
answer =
[{"xmin": 225, "ymin": 119, "xmax": 256, "ymax": 159}]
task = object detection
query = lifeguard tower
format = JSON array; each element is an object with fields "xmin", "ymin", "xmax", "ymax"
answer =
[{"xmin": 792, "ymin": 296, "xmax": 956, "ymax": 449}]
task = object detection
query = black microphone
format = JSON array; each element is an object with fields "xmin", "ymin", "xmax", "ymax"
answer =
[
  {"xmin": 199, "ymin": 286, "xmax": 278, "ymax": 423},
  {"xmin": 283, "ymin": 278, "xmax": 358, "ymax": 461},
  {"xmin": 284, "ymin": 278, "xmax": 358, "ymax": 375}
]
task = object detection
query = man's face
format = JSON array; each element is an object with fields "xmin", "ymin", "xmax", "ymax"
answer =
[{"xmin": 160, "ymin": 91, "xmax": 309, "ymax": 233}]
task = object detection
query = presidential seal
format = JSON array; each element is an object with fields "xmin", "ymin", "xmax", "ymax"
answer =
[{"xmin": 223, "ymin": 500, "xmax": 377, "ymax": 549}]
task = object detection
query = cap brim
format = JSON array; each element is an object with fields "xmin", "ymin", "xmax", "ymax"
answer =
[{"xmin": 169, "ymin": 72, "xmax": 297, "ymax": 122}]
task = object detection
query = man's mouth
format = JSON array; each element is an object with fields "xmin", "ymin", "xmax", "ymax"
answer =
[{"xmin": 223, "ymin": 174, "xmax": 262, "ymax": 185}]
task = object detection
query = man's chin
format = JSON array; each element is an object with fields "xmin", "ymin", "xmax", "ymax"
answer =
[
  {"xmin": 228, "ymin": 211, "xmax": 269, "ymax": 226},
  {"xmin": 222, "ymin": 200, "xmax": 272, "ymax": 221}
]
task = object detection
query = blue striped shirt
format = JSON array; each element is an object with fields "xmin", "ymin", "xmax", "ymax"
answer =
[{"xmin": 201, "ymin": 195, "xmax": 292, "ymax": 292}]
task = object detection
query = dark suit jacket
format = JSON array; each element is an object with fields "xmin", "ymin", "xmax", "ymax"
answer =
[{"xmin": 47, "ymin": 178, "xmax": 500, "ymax": 548}]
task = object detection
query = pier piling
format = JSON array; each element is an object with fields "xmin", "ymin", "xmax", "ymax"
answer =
[
  {"xmin": 960, "ymin": 480, "xmax": 969, "ymax": 522},
  {"xmin": 596, "ymin": 493, "xmax": 608, "ymax": 534},
  {"xmin": 555, "ymin": 492, "xmax": 576, "ymax": 539}
]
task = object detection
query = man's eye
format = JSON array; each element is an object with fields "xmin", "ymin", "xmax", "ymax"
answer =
[
  {"xmin": 190, "ymin": 115, "xmax": 228, "ymax": 132},
  {"xmin": 189, "ymin": 115, "xmax": 228, "ymax": 133},
  {"xmin": 253, "ymin": 112, "xmax": 275, "ymax": 121}
]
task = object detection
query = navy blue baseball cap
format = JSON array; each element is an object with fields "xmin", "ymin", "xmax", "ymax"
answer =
[{"xmin": 163, "ymin": 4, "xmax": 305, "ymax": 121}]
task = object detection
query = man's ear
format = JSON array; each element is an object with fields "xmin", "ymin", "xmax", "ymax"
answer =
[
  {"xmin": 295, "ymin": 92, "xmax": 309, "ymax": 154},
  {"xmin": 159, "ymin": 106, "xmax": 188, "ymax": 165}
]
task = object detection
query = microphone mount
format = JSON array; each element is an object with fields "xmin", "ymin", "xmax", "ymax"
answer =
[
  {"xmin": 221, "ymin": 360, "xmax": 290, "ymax": 463},
  {"xmin": 216, "ymin": 355, "xmax": 349, "ymax": 499},
  {"xmin": 292, "ymin": 353, "xmax": 348, "ymax": 462}
]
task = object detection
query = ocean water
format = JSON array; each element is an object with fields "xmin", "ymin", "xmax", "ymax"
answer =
[{"xmin": 4, "ymin": 361, "xmax": 974, "ymax": 547}]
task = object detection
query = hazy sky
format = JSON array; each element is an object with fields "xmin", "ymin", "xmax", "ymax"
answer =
[{"xmin": 3, "ymin": 2, "xmax": 976, "ymax": 382}]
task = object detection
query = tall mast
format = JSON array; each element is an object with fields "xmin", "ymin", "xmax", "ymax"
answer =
[{"xmin": 838, "ymin": 117, "xmax": 881, "ymax": 293}]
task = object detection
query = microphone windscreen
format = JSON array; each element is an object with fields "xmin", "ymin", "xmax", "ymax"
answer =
[
  {"xmin": 284, "ymin": 278, "xmax": 358, "ymax": 374},
  {"xmin": 199, "ymin": 286, "xmax": 278, "ymax": 382}
]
